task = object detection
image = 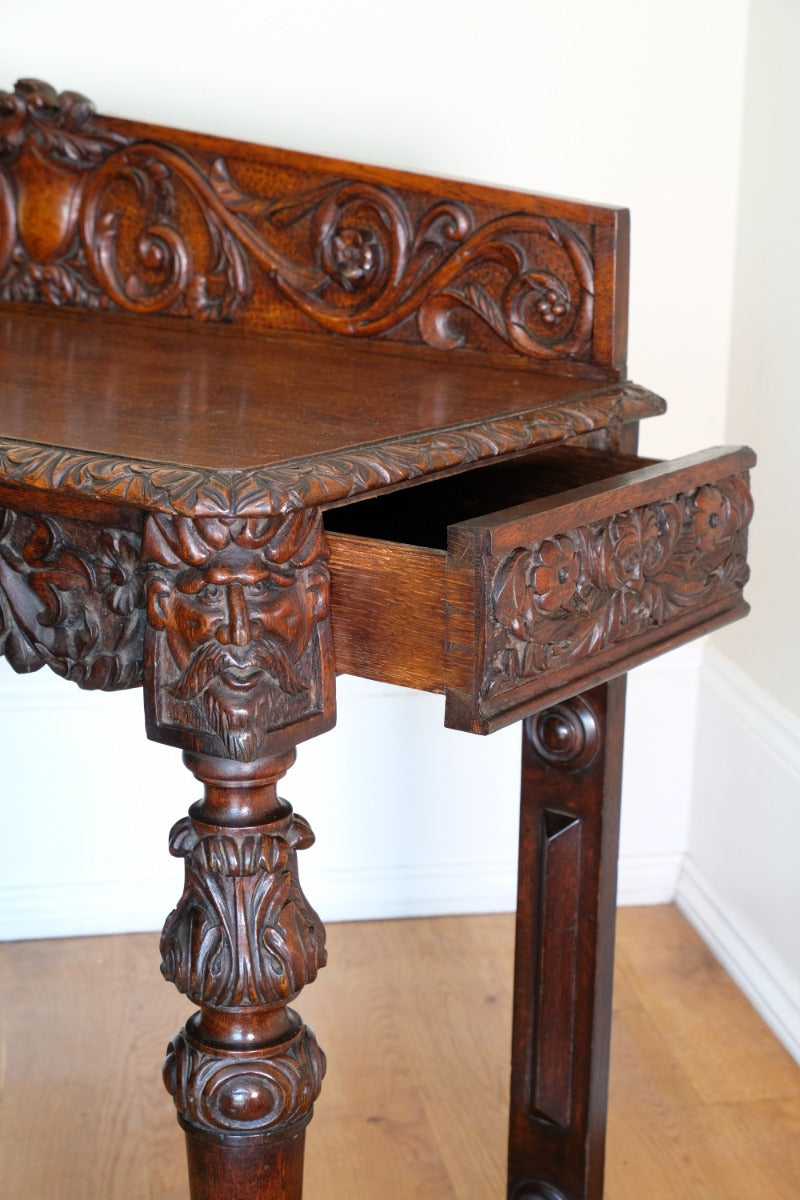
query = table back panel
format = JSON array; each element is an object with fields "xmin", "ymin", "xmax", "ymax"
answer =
[{"xmin": 0, "ymin": 78, "xmax": 628, "ymax": 375}]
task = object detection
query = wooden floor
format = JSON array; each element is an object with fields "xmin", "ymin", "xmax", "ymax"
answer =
[{"xmin": 0, "ymin": 906, "xmax": 797, "ymax": 1199}]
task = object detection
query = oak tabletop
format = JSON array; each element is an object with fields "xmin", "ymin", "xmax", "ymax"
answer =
[{"xmin": 0, "ymin": 305, "xmax": 663, "ymax": 516}]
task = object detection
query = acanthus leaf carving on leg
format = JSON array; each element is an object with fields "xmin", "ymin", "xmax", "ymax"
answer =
[
  {"xmin": 161, "ymin": 748, "xmax": 328, "ymax": 1196},
  {"xmin": 160, "ymin": 811, "xmax": 326, "ymax": 1009}
]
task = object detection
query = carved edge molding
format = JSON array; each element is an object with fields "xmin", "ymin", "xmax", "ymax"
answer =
[
  {"xmin": 0, "ymin": 384, "xmax": 664, "ymax": 518},
  {"xmin": 0, "ymin": 79, "xmax": 602, "ymax": 362},
  {"xmin": 483, "ymin": 470, "xmax": 753, "ymax": 709}
]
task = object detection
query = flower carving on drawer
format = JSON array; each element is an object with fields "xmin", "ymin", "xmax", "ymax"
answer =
[
  {"xmin": 0, "ymin": 507, "xmax": 145, "ymax": 689},
  {"xmin": 531, "ymin": 536, "xmax": 581, "ymax": 613},
  {"xmin": 691, "ymin": 484, "xmax": 729, "ymax": 550},
  {"xmin": 0, "ymin": 78, "xmax": 595, "ymax": 359},
  {"xmin": 486, "ymin": 473, "xmax": 752, "ymax": 694}
]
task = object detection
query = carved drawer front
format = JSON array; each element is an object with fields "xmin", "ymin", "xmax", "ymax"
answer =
[{"xmin": 325, "ymin": 444, "xmax": 754, "ymax": 733}]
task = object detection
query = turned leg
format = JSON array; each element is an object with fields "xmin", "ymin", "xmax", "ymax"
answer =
[
  {"xmin": 161, "ymin": 750, "xmax": 326, "ymax": 1200},
  {"xmin": 507, "ymin": 678, "xmax": 626, "ymax": 1200},
  {"xmin": 140, "ymin": 507, "xmax": 337, "ymax": 1200}
]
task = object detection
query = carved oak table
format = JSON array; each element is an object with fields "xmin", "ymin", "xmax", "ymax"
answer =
[{"xmin": 0, "ymin": 79, "xmax": 754, "ymax": 1200}]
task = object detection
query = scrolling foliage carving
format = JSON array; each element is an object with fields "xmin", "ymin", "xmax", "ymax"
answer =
[
  {"xmin": 486, "ymin": 473, "xmax": 752, "ymax": 701},
  {"xmin": 0, "ymin": 506, "xmax": 144, "ymax": 688},
  {"xmin": 161, "ymin": 812, "xmax": 326, "ymax": 1008},
  {"xmin": 143, "ymin": 508, "xmax": 335, "ymax": 758},
  {"xmin": 0, "ymin": 79, "xmax": 595, "ymax": 359}
]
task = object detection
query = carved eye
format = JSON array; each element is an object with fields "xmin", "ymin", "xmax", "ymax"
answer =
[
  {"xmin": 197, "ymin": 583, "xmax": 222, "ymax": 606},
  {"xmin": 256, "ymin": 573, "xmax": 294, "ymax": 592},
  {"xmin": 248, "ymin": 578, "xmax": 271, "ymax": 596}
]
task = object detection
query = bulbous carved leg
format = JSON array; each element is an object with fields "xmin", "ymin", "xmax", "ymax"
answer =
[
  {"xmin": 507, "ymin": 679, "xmax": 626, "ymax": 1200},
  {"xmin": 162, "ymin": 751, "xmax": 326, "ymax": 1200}
]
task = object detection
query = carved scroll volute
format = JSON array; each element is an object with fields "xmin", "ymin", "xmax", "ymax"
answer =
[{"xmin": 141, "ymin": 508, "xmax": 336, "ymax": 760}]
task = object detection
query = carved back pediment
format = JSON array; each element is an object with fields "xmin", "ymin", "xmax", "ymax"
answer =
[{"xmin": 0, "ymin": 78, "xmax": 627, "ymax": 371}]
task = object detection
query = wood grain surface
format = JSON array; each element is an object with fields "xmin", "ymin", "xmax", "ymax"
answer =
[{"xmin": 1, "ymin": 907, "xmax": 796, "ymax": 1199}]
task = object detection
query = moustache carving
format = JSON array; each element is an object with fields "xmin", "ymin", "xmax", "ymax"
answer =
[{"xmin": 169, "ymin": 639, "xmax": 306, "ymax": 703}]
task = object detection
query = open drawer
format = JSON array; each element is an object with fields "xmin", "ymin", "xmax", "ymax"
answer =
[{"xmin": 324, "ymin": 445, "xmax": 754, "ymax": 733}]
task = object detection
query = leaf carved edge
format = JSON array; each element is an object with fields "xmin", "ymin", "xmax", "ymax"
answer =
[{"xmin": 0, "ymin": 384, "xmax": 664, "ymax": 517}]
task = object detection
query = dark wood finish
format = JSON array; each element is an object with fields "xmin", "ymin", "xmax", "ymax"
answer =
[
  {"xmin": 0, "ymin": 305, "xmax": 664, "ymax": 518},
  {"xmin": 160, "ymin": 750, "xmax": 326, "ymax": 1200},
  {"xmin": 0, "ymin": 78, "xmax": 755, "ymax": 1200},
  {"xmin": 508, "ymin": 680, "xmax": 626, "ymax": 1200},
  {"xmin": 142, "ymin": 509, "xmax": 336, "ymax": 759},
  {"xmin": 0, "ymin": 78, "xmax": 630, "ymax": 370},
  {"xmin": 326, "ymin": 445, "xmax": 754, "ymax": 731},
  {"xmin": 446, "ymin": 447, "xmax": 753, "ymax": 732}
]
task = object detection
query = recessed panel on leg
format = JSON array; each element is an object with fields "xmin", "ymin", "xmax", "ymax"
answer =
[
  {"xmin": 530, "ymin": 810, "xmax": 582, "ymax": 1129},
  {"xmin": 508, "ymin": 681, "xmax": 625, "ymax": 1200}
]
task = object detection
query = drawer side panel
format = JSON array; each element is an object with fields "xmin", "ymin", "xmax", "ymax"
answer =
[{"xmin": 328, "ymin": 533, "xmax": 456, "ymax": 693}]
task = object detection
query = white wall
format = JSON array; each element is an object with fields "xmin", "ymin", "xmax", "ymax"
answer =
[
  {"xmin": 677, "ymin": 0, "xmax": 800, "ymax": 1062},
  {"xmin": 0, "ymin": 2, "xmax": 750, "ymax": 939}
]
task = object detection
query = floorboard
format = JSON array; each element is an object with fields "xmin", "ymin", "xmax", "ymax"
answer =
[{"xmin": 0, "ymin": 907, "xmax": 797, "ymax": 1199}]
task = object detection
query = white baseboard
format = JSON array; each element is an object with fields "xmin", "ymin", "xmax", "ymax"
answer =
[
  {"xmin": 616, "ymin": 853, "xmax": 683, "ymax": 906},
  {"xmin": 0, "ymin": 864, "xmax": 518, "ymax": 941},
  {"xmin": 675, "ymin": 647, "xmax": 800, "ymax": 1065},
  {"xmin": 702, "ymin": 646, "xmax": 800, "ymax": 782},
  {"xmin": 677, "ymin": 858, "xmax": 800, "ymax": 1065},
  {"xmin": 1, "ymin": 850, "xmax": 682, "ymax": 941}
]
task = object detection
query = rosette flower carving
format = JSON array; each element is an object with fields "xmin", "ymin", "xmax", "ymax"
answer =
[
  {"xmin": 691, "ymin": 484, "xmax": 729, "ymax": 550},
  {"xmin": 531, "ymin": 536, "xmax": 582, "ymax": 613},
  {"xmin": 323, "ymin": 227, "xmax": 378, "ymax": 289},
  {"xmin": 597, "ymin": 505, "xmax": 673, "ymax": 594},
  {"xmin": 95, "ymin": 532, "xmax": 143, "ymax": 615}
]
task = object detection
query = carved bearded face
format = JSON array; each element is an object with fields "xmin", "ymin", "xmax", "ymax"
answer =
[{"xmin": 144, "ymin": 513, "xmax": 328, "ymax": 760}]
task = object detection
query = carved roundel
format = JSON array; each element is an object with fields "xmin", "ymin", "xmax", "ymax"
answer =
[
  {"xmin": 525, "ymin": 696, "xmax": 599, "ymax": 770},
  {"xmin": 163, "ymin": 1016, "xmax": 326, "ymax": 1135}
]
